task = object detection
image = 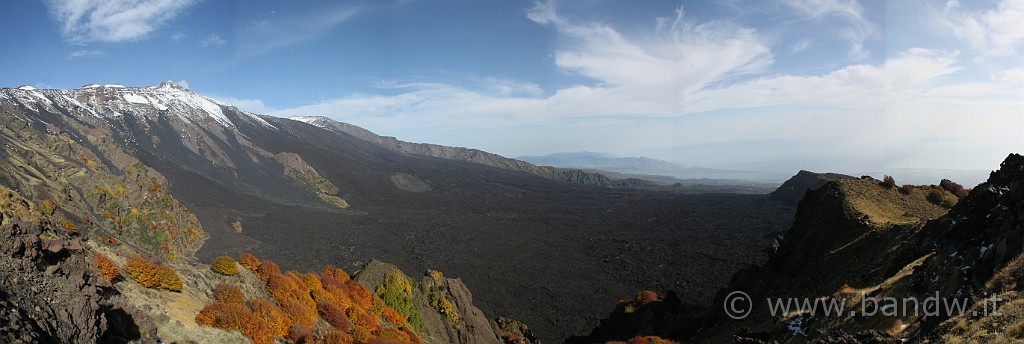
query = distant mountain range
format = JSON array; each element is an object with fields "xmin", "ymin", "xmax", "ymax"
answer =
[{"xmin": 517, "ymin": 152, "xmax": 791, "ymax": 182}]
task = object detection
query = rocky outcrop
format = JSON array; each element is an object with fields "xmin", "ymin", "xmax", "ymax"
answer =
[
  {"xmin": 767, "ymin": 170, "xmax": 855, "ymax": 206},
  {"xmin": 353, "ymin": 260, "xmax": 539, "ymax": 344},
  {"xmin": 0, "ymin": 217, "xmax": 138, "ymax": 343}
]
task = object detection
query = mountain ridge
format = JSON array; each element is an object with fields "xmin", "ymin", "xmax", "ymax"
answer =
[{"xmin": 290, "ymin": 115, "xmax": 656, "ymax": 189}]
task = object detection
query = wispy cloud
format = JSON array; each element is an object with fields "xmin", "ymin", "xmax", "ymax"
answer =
[
  {"xmin": 236, "ymin": 5, "xmax": 361, "ymax": 55},
  {"xmin": 170, "ymin": 32, "xmax": 186, "ymax": 43},
  {"xmin": 269, "ymin": 1, "xmax": 1021, "ymax": 171},
  {"xmin": 44, "ymin": 0, "xmax": 200, "ymax": 43},
  {"xmin": 272, "ymin": 2, "xmax": 777, "ymax": 125},
  {"xmin": 940, "ymin": 0, "xmax": 1024, "ymax": 57},
  {"xmin": 67, "ymin": 49, "xmax": 106, "ymax": 59},
  {"xmin": 199, "ymin": 34, "xmax": 227, "ymax": 47},
  {"xmin": 782, "ymin": 0, "xmax": 876, "ymax": 60},
  {"xmin": 789, "ymin": 38, "xmax": 814, "ymax": 53}
]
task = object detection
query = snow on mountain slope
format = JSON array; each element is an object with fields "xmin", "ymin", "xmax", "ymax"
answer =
[{"xmin": 0, "ymin": 81, "xmax": 273, "ymax": 130}]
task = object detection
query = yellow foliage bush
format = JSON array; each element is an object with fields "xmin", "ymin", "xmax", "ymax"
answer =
[
  {"xmin": 157, "ymin": 263, "xmax": 183, "ymax": 291},
  {"xmin": 211, "ymin": 255, "xmax": 239, "ymax": 275},
  {"xmin": 125, "ymin": 255, "xmax": 159, "ymax": 288}
]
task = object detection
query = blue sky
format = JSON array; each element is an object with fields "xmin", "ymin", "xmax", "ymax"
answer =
[{"xmin": 1, "ymin": 0, "xmax": 1022, "ymax": 174}]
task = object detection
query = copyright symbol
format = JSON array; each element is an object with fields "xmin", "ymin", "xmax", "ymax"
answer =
[{"xmin": 724, "ymin": 291, "xmax": 752, "ymax": 320}]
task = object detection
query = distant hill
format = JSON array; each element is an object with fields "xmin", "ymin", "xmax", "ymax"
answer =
[
  {"xmin": 767, "ymin": 170, "xmax": 856, "ymax": 205},
  {"xmin": 290, "ymin": 117, "xmax": 655, "ymax": 189},
  {"xmin": 517, "ymin": 152, "xmax": 790, "ymax": 182}
]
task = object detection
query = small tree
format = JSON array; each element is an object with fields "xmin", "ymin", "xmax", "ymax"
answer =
[
  {"xmin": 881, "ymin": 175, "xmax": 896, "ymax": 189},
  {"xmin": 940, "ymin": 179, "xmax": 969, "ymax": 198}
]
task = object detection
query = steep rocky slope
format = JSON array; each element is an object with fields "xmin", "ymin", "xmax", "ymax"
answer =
[
  {"xmin": 0, "ymin": 176, "xmax": 525, "ymax": 343},
  {"xmin": 570, "ymin": 153, "xmax": 1023, "ymax": 343},
  {"xmin": 0, "ymin": 83, "xmax": 534, "ymax": 343}
]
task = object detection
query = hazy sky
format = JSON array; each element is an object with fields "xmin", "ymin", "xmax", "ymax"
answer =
[{"xmin": 1, "ymin": 0, "xmax": 1021, "ymax": 173}]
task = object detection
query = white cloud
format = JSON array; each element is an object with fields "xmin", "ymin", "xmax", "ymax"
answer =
[
  {"xmin": 884, "ymin": 48, "xmax": 960, "ymax": 93},
  {"xmin": 273, "ymin": 3, "xmax": 776, "ymax": 124},
  {"xmin": 67, "ymin": 49, "xmax": 106, "ymax": 59},
  {"xmin": 942, "ymin": 0, "xmax": 1024, "ymax": 56},
  {"xmin": 782, "ymin": 0, "xmax": 876, "ymax": 59},
  {"xmin": 199, "ymin": 33, "xmax": 227, "ymax": 47},
  {"xmin": 212, "ymin": 96, "xmax": 274, "ymax": 114},
  {"xmin": 174, "ymin": 80, "xmax": 190, "ymax": 89},
  {"xmin": 45, "ymin": 0, "xmax": 199, "ymax": 43},
  {"xmin": 236, "ymin": 5, "xmax": 361, "ymax": 55},
  {"xmin": 269, "ymin": 2, "xmax": 1021, "ymax": 171}
]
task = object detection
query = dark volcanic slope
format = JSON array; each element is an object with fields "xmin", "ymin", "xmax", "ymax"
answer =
[
  {"xmin": 178, "ymin": 117, "xmax": 795, "ymax": 341},
  {"xmin": 0, "ymin": 84, "xmax": 794, "ymax": 342}
]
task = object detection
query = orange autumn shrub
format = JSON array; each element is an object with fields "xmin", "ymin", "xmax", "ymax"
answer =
[
  {"xmin": 196, "ymin": 301, "xmax": 228, "ymax": 326},
  {"xmin": 321, "ymin": 274, "xmax": 346, "ymax": 290},
  {"xmin": 343, "ymin": 280, "xmax": 374, "ymax": 310},
  {"xmin": 321, "ymin": 329, "xmax": 355, "ymax": 344},
  {"xmin": 634, "ymin": 290, "xmax": 659, "ymax": 305},
  {"xmin": 373, "ymin": 328, "xmax": 410, "ymax": 342},
  {"xmin": 280, "ymin": 298, "xmax": 315, "ymax": 330},
  {"xmin": 257, "ymin": 260, "xmax": 282, "ymax": 282},
  {"xmin": 402, "ymin": 327, "xmax": 423, "ymax": 344},
  {"xmin": 239, "ymin": 252, "xmax": 260, "ymax": 271},
  {"xmin": 213, "ymin": 283, "xmax": 245, "ymax": 305},
  {"xmin": 302, "ymin": 272, "xmax": 323, "ymax": 291},
  {"xmin": 286, "ymin": 271, "xmax": 311, "ymax": 294},
  {"xmin": 211, "ymin": 255, "xmax": 239, "ymax": 276},
  {"xmin": 267, "ymin": 273, "xmax": 317, "ymax": 321},
  {"xmin": 346, "ymin": 306, "xmax": 380, "ymax": 330},
  {"xmin": 216, "ymin": 303, "xmax": 272, "ymax": 344},
  {"xmin": 249, "ymin": 298, "xmax": 290, "ymax": 337},
  {"xmin": 322, "ymin": 265, "xmax": 350, "ymax": 282},
  {"xmin": 92, "ymin": 253, "xmax": 120, "ymax": 282},
  {"xmin": 317, "ymin": 301, "xmax": 352, "ymax": 331},
  {"xmin": 626, "ymin": 336, "xmax": 678, "ymax": 344},
  {"xmin": 125, "ymin": 255, "xmax": 159, "ymax": 288},
  {"xmin": 351, "ymin": 325, "xmax": 373, "ymax": 344},
  {"xmin": 381, "ymin": 307, "xmax": 407, "ymax": 327},
  {"xmin": 196, "ymin": 301, "xmax": 272, "ymax": 343}
]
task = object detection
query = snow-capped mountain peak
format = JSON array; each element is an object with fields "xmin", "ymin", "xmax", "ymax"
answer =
[{"xmin": 1, "ymin": 82, "xmax": 275, "ymax": 130}]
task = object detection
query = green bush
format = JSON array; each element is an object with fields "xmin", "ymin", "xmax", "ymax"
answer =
[{"xmin": 375, "ymin": 270, "xmax": 426, "ymax": 334}]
